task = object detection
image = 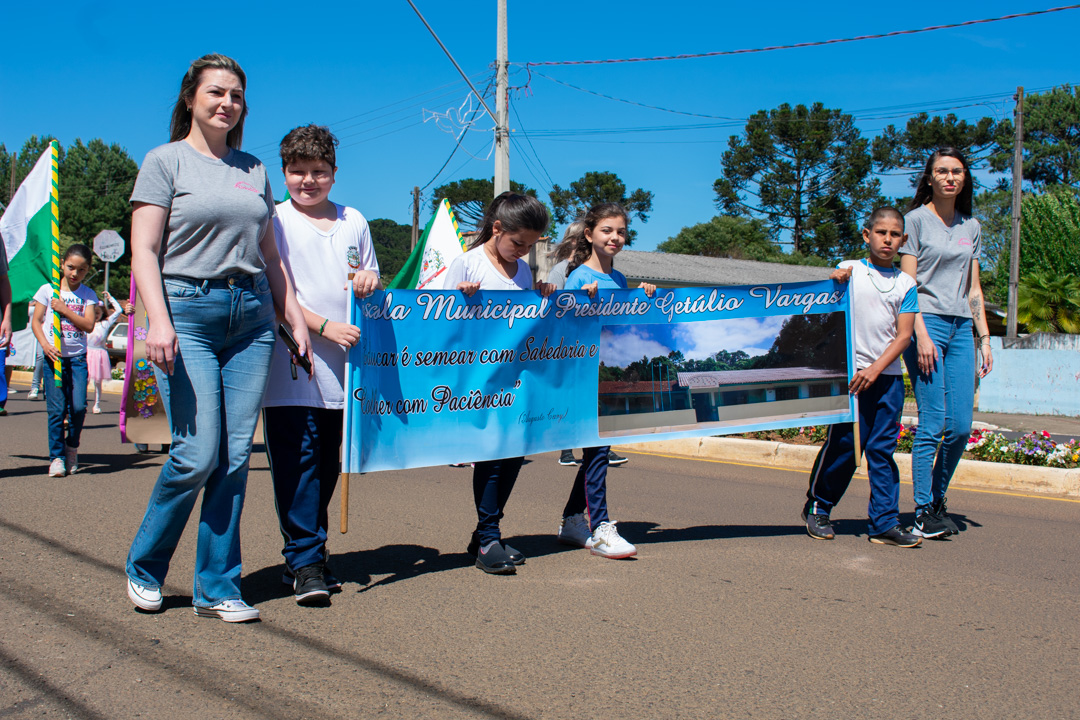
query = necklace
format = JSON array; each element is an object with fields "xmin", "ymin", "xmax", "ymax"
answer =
[{"xmin": 863, "ymin": 258, "xmax": 899, "ymax": 293}]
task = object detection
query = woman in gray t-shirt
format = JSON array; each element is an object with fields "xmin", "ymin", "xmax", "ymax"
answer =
[
  {"xmin": 124, "ymin": 54, "xmax": 311, "ymax": 624},
  {"xmin": 898, "ymin": 147, "xmax": 993, "ymax": 541}
]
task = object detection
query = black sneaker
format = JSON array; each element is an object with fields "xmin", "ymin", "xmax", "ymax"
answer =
[
  {"xmin": 558, "ymin": 450, "xmax": 581, "ymax": 466},
  {"xmin": 293, "ymin": 563, "xmax": 330, "ymax": 606},
  {"xmin": 932, "ymin": 498, "xmax": 959, "ymax": 536},
  {"xmin": 801, "ymin": 509, "xmax": 835, "ymax": 540},
  {"xmin": 467, "ymin": 532, "xmax": 524, "ymax": 565},
  {"xmin": 911, "ymin": 508, "xmax": 949, "ymax": 539},
  {"xmin": 282, "ymin": 552, "xmax": 342, "ymax": 593},
  {"xmin": 869, "ymin": 525, "xmax": 922, "ymax": 548},
  {"xmin": 607, "ymin": 450, "xmax": 628, "ymax": 466},
  {"xmin": 475, "ymin": 541, "xmax": 517, "ymax": 575}
]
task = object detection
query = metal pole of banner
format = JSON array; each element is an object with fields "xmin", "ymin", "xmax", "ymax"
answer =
[
  {"xmin": 852, "ymin": 394, "xmax": 863, "ymax": 470},
  {"xmin": 340, "ymin": 290, "xmax": 357, "ymax": 534}
]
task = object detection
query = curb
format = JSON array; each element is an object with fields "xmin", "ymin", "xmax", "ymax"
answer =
[
  {"xmin": 617, "ymin": 436, "xmax": 1080, "ymax": 498},
  {"xmin": 9, "ymin": 369, "xmax": 124, "ymax": 395}
]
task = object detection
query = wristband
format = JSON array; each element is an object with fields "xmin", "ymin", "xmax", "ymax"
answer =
[{"xmin": 319, "ymin": 318, "xmax": 329, "ymax": 336}]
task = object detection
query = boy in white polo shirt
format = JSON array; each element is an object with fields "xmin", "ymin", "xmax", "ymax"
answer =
[
  {"xmin": 802, "ymin": 207, "xmax": 921, "ymax": 547},
  {"xmin": 262, "ymin": 125, "xmax": 380, "ymax": 604}
]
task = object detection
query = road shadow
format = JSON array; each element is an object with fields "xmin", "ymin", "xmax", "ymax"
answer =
[{"xmin": 2, "ymin": 452, "xmax": 163, "ymax": 479}]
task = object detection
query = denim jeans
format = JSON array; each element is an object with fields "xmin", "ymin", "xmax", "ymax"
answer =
[
  {"xmin": 31, "ymin": 343, "xmax": 45, "ymax": 392},
  {"xmin": 805, "ymin": 375, "xmax": 905, "ymax": 535},
  {"xmin": 562, "ymin": 446, "xmax": 612, "ymax": 531},
  {"xmin": 903, "ymin": 313, "xmax": 975, "ymax": 510},
  {"xmin": 472, "ymin": 457, "xmax": 524, "ymax": 545},
  {"xmin": 43, "ymin": 355, "xmax": 88, "ymax": 458},
  {"xmin": 263, "ymin": 406, "xmax": 342, "ymax": 571},
  {"xmin": 126, "ymin": 274, "xmax": 275, "ymax": 607}
]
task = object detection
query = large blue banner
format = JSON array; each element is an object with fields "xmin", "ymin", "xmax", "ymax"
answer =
[{"xmin": 343, "ymin": 281, "xmax": 854, "ymax": 473}]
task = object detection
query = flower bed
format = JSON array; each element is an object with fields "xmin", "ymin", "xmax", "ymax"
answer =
[{"xmin": 740, "ymin": 425, "xmax": 1080, "ymax": 469}]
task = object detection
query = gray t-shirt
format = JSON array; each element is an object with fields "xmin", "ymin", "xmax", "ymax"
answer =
[
  {"xmin": 130, "ymin": 141, "xmax": 275, "ymax": 279},
  {"xmin": 898, "ymin": 204, "xmax": 981, "ymax": 318},
  {"xmin": 546, "ymin": 258, "xmax": 570, "ymax": 290}
]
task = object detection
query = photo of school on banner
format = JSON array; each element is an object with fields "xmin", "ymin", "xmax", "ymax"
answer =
[{"xmin": 343, "ymin": 281, "xmax": 855, "ymax": 473}]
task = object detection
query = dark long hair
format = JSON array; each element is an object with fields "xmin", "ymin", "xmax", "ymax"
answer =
[
  {"xmin": 169, "ymin": 54, "xmax": 248, "ymax": 149},
  {"xmin": 468, "ymin": 192, "xmax": 549, "ymax": 250},
  {"xmin": 906, "ymin": 147, "xmax": 973, "ymax": 216},
  {"xmin": 567, "ymin": 203, "xmax": 630, "ymax": 275}
]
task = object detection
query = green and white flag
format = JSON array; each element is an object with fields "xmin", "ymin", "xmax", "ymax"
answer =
[
  {"xmin": 1, "ymin": 146, "xmax": 54, "ymax": 332},
  {"xmin": 387, "ymin": 199, "xmax": 466, "ymax": 290}
]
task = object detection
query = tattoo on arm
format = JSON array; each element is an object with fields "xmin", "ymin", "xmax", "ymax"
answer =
[{"xmin": 969, "ymin": 294, "xmax": 983, "ymax": 322}]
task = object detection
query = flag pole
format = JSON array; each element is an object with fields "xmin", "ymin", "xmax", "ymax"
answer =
[{"xmin": 48, "ymin": 141, "xmax": 61, "ymax": 388}]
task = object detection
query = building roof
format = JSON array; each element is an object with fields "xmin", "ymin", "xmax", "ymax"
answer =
[
  {"xmin": 614, "ymin": 249, "xmax": 834, "ymax": 287},
  {"xmin": 598, "ymin": 380, "xmax": 677, "ymax": 395},
  {"xmin": 677, "ymin": 367, "xmax": 846, "ymax": 388}
]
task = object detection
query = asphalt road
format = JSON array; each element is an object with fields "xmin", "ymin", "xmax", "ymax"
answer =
[{"xmin": 2, "ymin": 386, "xmax": 1079, "ymax": 720}]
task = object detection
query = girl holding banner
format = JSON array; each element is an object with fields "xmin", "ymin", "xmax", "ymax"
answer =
[
  {"xmin": 445, "ymin": 192, "xmax": 555, "ymax": 574},
  {"xmin": 124, "ymin": 54, "xmax": 310, "ymax": 622},
  {"xmin": 556, "ymin": 203, "xmax": 655, "ymax": 559},
  {"xmin": 900, "ymin": 148, "xmax": 992, "ymax": 540}
]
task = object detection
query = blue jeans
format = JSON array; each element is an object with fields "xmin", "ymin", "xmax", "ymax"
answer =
[
  {"xmin": 31, "ymin": 344, "xmax": 45, "ymax": 392},
  {"xmin": 903, "ymin": 314, "xmax": 975, "ymax": 510},
  {"xmin": 805, "ymin": 375, "xmax": 905, "ymax": 535},
  {"xmin": 44, "ymin": 355, "xmax": 88, "ymax": 458},
  {"xmin": 263, "ymin": 406, "xmax": 342, "ymax": 571},
  {"xmin": 126, "ymin": 274, "xmax": 275, "ymax": 607},
  {"xmin": 562, "ymin": 446, "xmax": 611, "ymax": 530},
  {"xmin": 472, "ymin": 457, "xmax": 524, "ymax": 545}
]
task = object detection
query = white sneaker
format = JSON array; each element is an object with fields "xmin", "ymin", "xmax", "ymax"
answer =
[
  {"xmin": 65, "ymin": 445, "xmax": 78, "ymax": 475},
  {"xmin": 557, "ymin": 513, "xmax": 594, "ymax": 548},
  {"xmin": 92, "ymin": 404, "xmax": 101, "ymax": 414},
  {"xmin": 27, "ymin": 389, "xmax": 40, "ymax": 400},
  {"xmin": 194, "ymin": 599, "xmax": 260, "ymax": 623},
  {"xmin": 127, "ymin": 578, "xmax": 163, "ymax": 611},
  {"xmin": 48, "ymin": 458, "xmax": 66, "ymax": 477},
  {"xmin": 589, "ymin": 521, "xmax": 637, "ymax": 559}
]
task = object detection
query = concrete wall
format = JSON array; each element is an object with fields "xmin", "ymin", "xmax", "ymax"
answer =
[{"xmin": 978, "ymin": 336, "xmax": 1080, "ymax": 416}]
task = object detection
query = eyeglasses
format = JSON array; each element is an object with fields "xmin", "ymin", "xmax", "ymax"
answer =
[{"xmin": 933, "ymin": 168, "xmax": 965, "ymax": 178}]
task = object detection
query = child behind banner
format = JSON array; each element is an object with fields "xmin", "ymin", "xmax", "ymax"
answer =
[
  {"xmin": 555, "ymin": 203, "xmax": 655, "ymax": 559},
  {"xmin": 444, "ymin": 192, "xmax": 555, "ymax": 575},
  {"xmin": 261, "ymin": 124, "xmax": 381, "ymax": 605},
  {"xmin": 31, "ymin": 244, "xmax": 99, "ymax": 477},
  {"xmin": 801, "ymin": 207, "xmax": 921, "ymax": 547}
]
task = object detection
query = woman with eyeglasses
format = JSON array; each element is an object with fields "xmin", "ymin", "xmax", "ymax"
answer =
[{"xmin": 899, "ymin": 147, "xmax": 992, "ymax": 540}]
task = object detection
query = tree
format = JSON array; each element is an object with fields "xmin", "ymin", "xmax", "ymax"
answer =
[
  {"xmin": 989, "ymin": 85, "xmax": 1080, "ymax": 190},
  {"xmin": 1016, "ymin": 271, "xmax": 1080, "ymax": 333},
  {"xmin": 972, "ymin": 186, "xmax": 1013, "ymax": 303},
  {"xmin": 368, "ymin": 218, "xmax": 412, "ymax": 283},
  {"xmin": 548, "ymin": 171, "xmax": 653, "ymax": 235},
  {"xmin": 430, "ymin": 178, "xmax": 537, "ymax": 230},
  {"xmin": 994, "ymin": 186, "xmax": 1080, "ymax": 295},
  {"xmin": 658, "ymin": 216, "xmax": 778, "ymax": 260},
  {"xmin": 872, "ymin": 113, "xmax": 997, "ymax": 178},
  {"xmin": 750, "ymin": 313, "xmax": 847, "ymax": 372},
  {"xmin": 714, "ymin": 103, "xmax": 880, "ymax": 259}
]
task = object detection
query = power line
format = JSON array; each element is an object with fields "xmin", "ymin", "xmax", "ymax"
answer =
[
  {"xmin": 509, "ymin": 103, "xmax": 556, "ymax": 188},
  {"xmin": 522, "ymin": 5, "xmax": 1080, "ymax": 66}
]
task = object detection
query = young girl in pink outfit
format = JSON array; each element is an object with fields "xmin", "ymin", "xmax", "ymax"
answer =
[{"xmin": 86, "ymin": 292, "xmax": 134, "ymax": 413}]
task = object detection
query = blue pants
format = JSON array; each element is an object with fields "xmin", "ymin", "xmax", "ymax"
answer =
[
  {"xmin": 0, "ymin": 348, "xmax": 7, "ymax": 407},
  {"xmin": 31, "ymin": 344, "xmax": 45, "ymax": 392},
  {"xmin": 263, "ymin": 406, "xmax": 342, "ymax": 571},
  {"xmin": 126, "ymin": 274, "xmax": 275, "ymax": 608},
  {"xmin": 562, "ymin": 445, "xmax": 611, "ymax": 530},
  {"xmin": 472, "ymin": 457, "xmax": 524, "ymax": 545},
  {"xmin": 903, "ymin": 314, "xmax": 975, "ymax": 511},
  {"xmin": 44, "ymin": 355, "xmax": 88, "ymax": 458},
  {"xmin": 805, "ymin": 375, "xmax": 905, "ymax": 535}
]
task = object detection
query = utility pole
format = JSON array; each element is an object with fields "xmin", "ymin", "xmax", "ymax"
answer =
[
  {"xmin": 1007, "ymin": 86, "xmax": 1024, "ymax": 339},
  {"xmin": 494, "ymin": 0, "xmax": 510, "ymax": 196},
  {"xmin": 411, "ymin": 186, "xmax": 420, "ymax": 250}
]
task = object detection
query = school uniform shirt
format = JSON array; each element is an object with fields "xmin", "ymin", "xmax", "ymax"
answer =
[
  {"xmin": 838, "ymin": 259, "xmax": 918, "ymax": 375},
  {"xmin": 898, "ymin": 204, "xmax": 981, "ymax": 318},
  {"xmin": 32, "ymin": 283, "xmax": 99, "ymax": 357},
  {"xmin": 564, "ymin": 264, "xmax": 628, "ymax": 291},
  {"xmin": 262, "ymin": 201, "xmax": 380, "ymax": 410},
  {"xmin": 443, "ymin": 246, "xmax": 533, "ymax": 291}
]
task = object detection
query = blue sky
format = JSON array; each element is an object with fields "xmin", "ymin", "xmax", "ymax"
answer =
[
  {"xmin": 601, "ymin": 317, "xmax": 790, "ymax": 367},
  {"xmin": 1, "ymin": 1, "xmax": 1076, "ymax": 251}
]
